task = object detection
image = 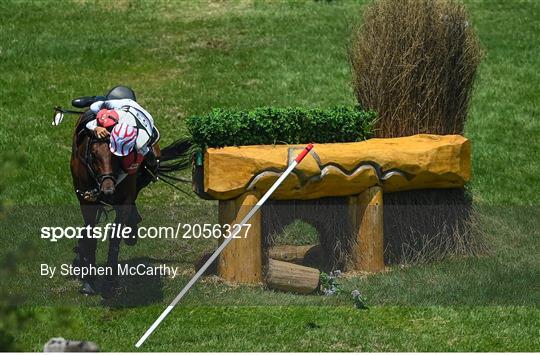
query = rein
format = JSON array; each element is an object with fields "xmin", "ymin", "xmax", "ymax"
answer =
[{"xmin": 144, "ymin": 166, "xmax": 194, "ymax": 199}]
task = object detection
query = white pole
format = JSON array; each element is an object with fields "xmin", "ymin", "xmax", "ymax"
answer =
[{"xmin": 135, "ymin": 143, "xmax": 314, "ymax": 348}]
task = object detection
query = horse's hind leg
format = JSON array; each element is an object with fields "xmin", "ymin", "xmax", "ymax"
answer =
[{"xmin": 75, "ymin": 203, "xmax": 99, "ymax": 295}]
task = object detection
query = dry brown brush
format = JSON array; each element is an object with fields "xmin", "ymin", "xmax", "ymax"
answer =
[
  {"xmin": 383, "ymin": 189, "xmax": 488, "ymax": 265},
  {"xmin": 349, "ymin": 0, "xmax": 483, "ymax": 137}
]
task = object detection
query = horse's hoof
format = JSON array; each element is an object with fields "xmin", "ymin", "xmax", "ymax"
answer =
[
  {"xmin": 101, "ymin": 280, "xmax": 119, "ymax": 299},
  {"xmin": 79, "ymin": 280, "xmax": 98, "ymax": 295},
  {"xmin": 124, "ymin": 236, "xmax": 137, "ymax": 246},
  {"xmin": 124, "ymin": 227, "xmax": 138, "ymax": 246}
]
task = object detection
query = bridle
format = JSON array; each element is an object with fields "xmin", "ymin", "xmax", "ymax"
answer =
[{"xmin": 83, "ymin": 135, "xmax": 117, "ymax": 191}]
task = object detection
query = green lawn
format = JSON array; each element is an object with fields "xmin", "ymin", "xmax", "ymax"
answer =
[{"xmin": 0, "ymin": 0, "xmax": 539, "ymax": 352}]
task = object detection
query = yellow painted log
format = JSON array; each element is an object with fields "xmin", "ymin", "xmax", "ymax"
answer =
[{"xmin": 201, "ymin": 134, "xmax": 471, "ymax": 200}]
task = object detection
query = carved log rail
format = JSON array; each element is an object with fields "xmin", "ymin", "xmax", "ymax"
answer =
[{"xmin": 198, "ymin": 134, "xmax": 470, "ymax": 200}]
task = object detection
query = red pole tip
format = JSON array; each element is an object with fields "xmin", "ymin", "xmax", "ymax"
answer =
[{"xmin": 295, "ymin": 143, "xmax": 314, "ymax": 163}]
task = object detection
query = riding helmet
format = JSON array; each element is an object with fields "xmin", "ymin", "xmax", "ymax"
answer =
[
  {"xmin": 106, "ymin": 86, "xmax": 137, "ymax": 101},
  {"xmin": 96, "ymin": 109, "xmax": 120, "ymax": 128}
]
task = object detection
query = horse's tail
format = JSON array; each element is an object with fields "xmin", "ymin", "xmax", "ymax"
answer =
[{"xmin": 157, "ymin": 137, "xmax": 195, "ymax": 173}]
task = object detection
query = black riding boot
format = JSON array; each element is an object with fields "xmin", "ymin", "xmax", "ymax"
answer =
[
  {"xmin": 136, "ymin": 150, "xmax": 159, "ymax": 192},
  {"xmin": 145, "ymin": 150, "xmax": 158, "ymax": 173}
]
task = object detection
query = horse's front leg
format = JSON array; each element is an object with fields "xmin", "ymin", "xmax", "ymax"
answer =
[
  {"xmin": 75, "ymin": 203, "xmax": 100, "ymax": 295},
  {"xmin": 102, "ymin": 175, "xmax": 138, "ymax": 298},
  {"xmin": 118, "ymin": 173, "xmax": 142, "ymax": 246},
  {"xmin": 102, "ymin": 225, "xmax": 123, "ymax": 299}
]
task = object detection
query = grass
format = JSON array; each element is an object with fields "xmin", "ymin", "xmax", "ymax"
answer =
[
  {"xmin": 0, "ymin": 0, "xmax": 539, "ymax": 352},
  {"xmin": 18, "ymin": 306, "xmax": 540, "ymax": 352}
]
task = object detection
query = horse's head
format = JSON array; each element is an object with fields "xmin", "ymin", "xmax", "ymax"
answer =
[{"xmin": 90, "ymin": 139, "xmax": 117, "ymax": 196}]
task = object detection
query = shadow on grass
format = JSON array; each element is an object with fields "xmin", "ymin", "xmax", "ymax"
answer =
[{"xmin": 100, "ymin": 256, "xmax": 173, "ymax": 309}]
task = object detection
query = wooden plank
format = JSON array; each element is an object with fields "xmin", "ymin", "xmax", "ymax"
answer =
[
  {"xmin": 200, "ymin": 134, "xmax": 471, "ymax": 200},
  {"xmin": 348, "ymin": 186, "xmax": 385, "ymax": 272},
  {"xmin": 265, "ymin": 259, "xmax": 320, "ymax": 294},
  {"xmin": 217, "ymin": 191, "xmax": 262, "ymax": 284}
]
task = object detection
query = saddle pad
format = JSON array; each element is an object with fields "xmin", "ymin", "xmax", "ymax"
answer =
[{"xmin": 122, "ymin": 150, "xmax": 144, "ymax": 175}]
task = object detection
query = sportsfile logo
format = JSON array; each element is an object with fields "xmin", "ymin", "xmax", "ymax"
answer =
[{"xmin": 40, "ymin": 223, "xmax": 251, "ymax": 242}]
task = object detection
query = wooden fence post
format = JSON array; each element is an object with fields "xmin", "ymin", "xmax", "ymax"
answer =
[
  {"xmin": 348, "ymin": 186, "xmax": 385, "ymax": 272},
  {"xmin": 218, "ymin": 191, "xmax": 262, "ymax": 283}
]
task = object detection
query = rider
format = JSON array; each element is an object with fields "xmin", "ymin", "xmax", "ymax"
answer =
[{"xmin": 85, "ymin": 98, "xmax": 159, "ymax": 179}]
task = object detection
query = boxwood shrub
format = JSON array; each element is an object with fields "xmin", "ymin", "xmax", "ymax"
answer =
[{"xmin": 187, "ymin": 106, "xmax": 376, "ymax": 148}]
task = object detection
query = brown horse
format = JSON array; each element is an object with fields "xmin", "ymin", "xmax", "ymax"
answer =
[{"xmin": 70, "ymin": 110, "xmax": 192, "ymax": 297}]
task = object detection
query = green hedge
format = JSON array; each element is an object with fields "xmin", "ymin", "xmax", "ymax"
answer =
[{"xmin": 186, "ymin": 106, "xmax": 376, "ymax": 148}]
